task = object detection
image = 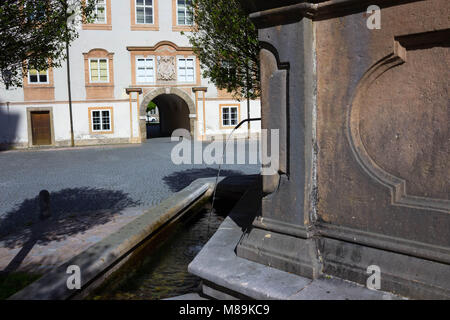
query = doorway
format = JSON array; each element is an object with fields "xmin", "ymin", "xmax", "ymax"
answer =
[{"xmin": 30, "ymin": 111, "xmax": 51, "ymax": 145}]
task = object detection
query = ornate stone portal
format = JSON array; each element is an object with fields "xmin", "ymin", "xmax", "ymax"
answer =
[
  {"xmin": 126, "ymin": 41, "xmax": 200, "ymax": 140},
  {"xmin": 237, "ymin": 0, "xmax": 450, "ymax": 299}
]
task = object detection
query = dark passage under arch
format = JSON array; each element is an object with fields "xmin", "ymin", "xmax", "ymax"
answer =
[{"xmin": 146, "ymin": 94, "xmax": 191, "ymax": 138}]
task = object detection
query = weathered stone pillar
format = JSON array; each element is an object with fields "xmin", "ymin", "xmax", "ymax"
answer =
[
  {"xmin": 237, "ymin": 11, "xmax": 319, "ymax": 278},
  {"xmin": 238, "ymin": 0, "xmax": 450, "ymax": 299}
]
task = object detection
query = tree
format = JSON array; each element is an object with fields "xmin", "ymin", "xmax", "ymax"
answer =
[
  {"xmin": 0, "ymin": 0, "xmax": 97, "ymax": 89},
  {"xmin": 185, "ymin": 0, "xmax": 260, "ymax": 101},
  {"xmin": 147, "ymin": 101, "xmax": 157, "ymax": 113}
]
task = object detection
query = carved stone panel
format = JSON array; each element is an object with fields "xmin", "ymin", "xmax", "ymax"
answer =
[
  {"xmin": 157, "ymin": 56, "xmax": 176, "ymax": 81},
  {"xmin": 348, "ymin": 29, "xmax": 450, "ymax": 213},
  {"xmin": 315, "ymin": 1, "xmax": 450, "ymax": 248}
]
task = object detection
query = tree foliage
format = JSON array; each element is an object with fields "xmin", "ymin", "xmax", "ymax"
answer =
[
  {"xmin": 0, "ymin": 0, "xmax": 97, "ymax": 89},
  {"xmin": 147, "ymin": 101, "xmax": 157, "ymax": 112},
  {"xmin": 185, "ymin": 0, "xmax": 260, "ymax": 100}
]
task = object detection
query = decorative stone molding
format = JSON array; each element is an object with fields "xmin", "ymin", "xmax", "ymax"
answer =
[
  {"xmin": 171, "ymin": 0, "xmax": 194, "ymax": 32},
  {"xmin": 23, "ymin": 67, "xmax": 55, "ymax": 101},
  {"xmin": 347, "ymin": 29, "xmax": 450, "ymax": 214},
  {"xmin": 87, "ymin": 106, "xmax": 114, "ymax": 135},
  {"xmin": 127, "ymin": 41, "xmax": 201, "ymax": 86},
  {"xmin": 82, "ymin": 0, "xmax": 112, "ymax": 30},
  {"xmin": 82, "ymin": 48, "xmax": 115, "ymax": 99},
  {"xmin": 137, "ymin": 87, "xmax": 196, "ymax": 139},
  {"xmin": 140, "ymin": 87, "xmax": 195, "ymax": 116},
  {"xmin": 130, "ymin": 0, "xmax": 159, "ymax": 31},
  {"xmin": 243, "ymin": 0, "xmax": 425, "ymax": 26}
]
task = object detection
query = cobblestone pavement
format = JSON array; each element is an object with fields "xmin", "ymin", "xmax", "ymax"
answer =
[{"xmin": 0, "ymin": 138, "xmax": 260, "ymax": 273}]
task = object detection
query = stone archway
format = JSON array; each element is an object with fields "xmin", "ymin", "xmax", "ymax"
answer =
[{"xmin": 139, "ymin": 87, "xmax": 196, "ymax": 140}]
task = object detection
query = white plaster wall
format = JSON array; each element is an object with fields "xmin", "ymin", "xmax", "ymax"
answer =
[
  {"xmin": 202, "ymin": 100, "xmax": 261, "ymax": 136},
  {"xmin": 70, "ymin": 101, "xmax": 134, "ymax": 140},
  {"xmin": 52, "ymin": 104, "xmax": 72, "ymax": 141},
  {"xmin": 0, "ymin": 100, "xmax": 137, "ymax": 146}
]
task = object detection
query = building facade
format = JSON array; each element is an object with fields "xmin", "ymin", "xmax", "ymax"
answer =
[{"xmin": 0, "ymin": 0, "xmax": 261, "ymax": 149}]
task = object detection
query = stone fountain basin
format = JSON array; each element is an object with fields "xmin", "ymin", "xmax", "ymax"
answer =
[{"xmin": 9, "ymin": 178, "xmax": 216, "ymax": 300}]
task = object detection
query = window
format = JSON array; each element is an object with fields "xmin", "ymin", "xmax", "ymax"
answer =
[
  {"xmin": 91, "ymin": 109, "xmax": 111, "ymax": 132},
  {"xmin": 177, "ymin": 57, "xmax": 194, "ymax": 82},
  {"xmin": 89, "ymin": 58, "xmax": 109, "ymax": 82},
  {"xmin": 136, "ymin": 0, "xmax": 153, "ymax": 24},
  {"xmin": 177, "ymin": 0, "xmax": 193, "ymax": 25},
  {"xmin": 28, "ymin": 69, "xmax": 49, "ymax": 84},
  {"xmin": 82, "ymin": 0, "xmax": 111, "ymax": 30},
  {"xmin": 136, "ymin": 57, "xmax": 155, "ymax": 83},
  {"xmin": 24, "ymin": 65, "xmax": 54, "ymax": 100},
  {"xmin": 221, "ymin": 106, "xmax": 238, "ymax": 127},
  {"xmin": 83, "ymin": 49, "xmax": 114, "ymax": 99},
  {"xmin": 94, "ymin": 0, "xmax": 107, "ymax": 23}
]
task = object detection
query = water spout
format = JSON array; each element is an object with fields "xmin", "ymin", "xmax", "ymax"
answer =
[{"xmin": 207, "ymin": 118, "xmax": 261, "ymax": 235}]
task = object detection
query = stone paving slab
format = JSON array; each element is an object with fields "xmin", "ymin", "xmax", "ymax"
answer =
[
  {"xmin": 0, "ymin": 138, "xmax": 259, "ymax": 217},
  {"xmin": 0, "ymin": 207, "xmax": 142, "ymax": 273},
  {"xmin": 0, "ymin": 138, "xmax": 259, "ymax": 274}
]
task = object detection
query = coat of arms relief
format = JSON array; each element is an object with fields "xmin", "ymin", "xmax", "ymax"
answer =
[{"xmin": 157, "ymin": 56, "xmax": 176, "ymax": 81}]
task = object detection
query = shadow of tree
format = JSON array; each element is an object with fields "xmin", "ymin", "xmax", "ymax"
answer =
[
  {"xmin": 162, "ymin": 167, "xmax": 244, "ymax": 192},
  {"xmin": 0, "ymin": 187, "xmax": 140, "ymax": 249}
]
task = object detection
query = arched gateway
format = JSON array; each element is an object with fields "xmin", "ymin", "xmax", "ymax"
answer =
[{"xmin": 139, "ymin": 87, "xmax": 196, "ymax": 140}]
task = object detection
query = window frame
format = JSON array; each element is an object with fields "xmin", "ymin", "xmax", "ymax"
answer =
[
  {"xmin": 135, "ymin": 0, "xmax": 154, "ymax": 24},
  {"xmin": 176, "ymin": 0, "xmax": 193, "ymax": 26},
  {"xmin": 89, "ymin": 108, "xmax": 113, "ymax": 133},
  {"xmin": 88, "ymin": 58, "xmax": 110, "ymax": 83},
  {"xmin": 220, "ymin": 105, "xmax": 240, "ymax": 128},
  {"xmin": 177, "ymin": 56, "xmax": 195, "ymax": 83},
  {"xmin": 135, "ymin": 56, "xmax": 156, "ymax": 84},
  {"xmin": 93, "ymin": 0, "xmax": 107, "ymax": 24},
  {"xmin": 27, "ymin": 69, "xmax": 49, "ymax": 85}
]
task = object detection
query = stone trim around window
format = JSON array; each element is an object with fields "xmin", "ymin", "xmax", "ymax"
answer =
[
  {"xmin": 82, "ymin": 0, "xmax": 112, "ymax": 30},
  {"xmin": 219, "ymin": 103, "xmax": 241, "ymax": 129},
  {"xmin": 88, "ymin": 106, "xmax": 114, "ymax": 134},
  {"xmin": 176, "ymin": 56, "xmax": 196, "ymax": 83},
  {"xmin": 130, "ymin": 0, "xmax": 159, "ymax": 31},
  {"xmin": 23, "ymin": 66, "xmax": 55, "ymax": 101},
  {"xmin": 83, "ymin": 49, "xmax": 115, "ymax": 99},
  {"xmin": 135, "ymin": 55, "xmax": 157, "ymax": 84},
  {"xmin": 172, "ymin": 0, "xmax": 194, "ymax": 32}
]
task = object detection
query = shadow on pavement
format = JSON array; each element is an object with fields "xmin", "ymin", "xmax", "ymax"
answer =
[{"xmin": 0, "ymin": 187, "xmax": 140, "ymax": 273}]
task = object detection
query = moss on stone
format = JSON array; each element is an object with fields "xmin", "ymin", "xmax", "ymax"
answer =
[{"xmin": 0, "ymin": 272, "xmax": 42, "ymax": 300}]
